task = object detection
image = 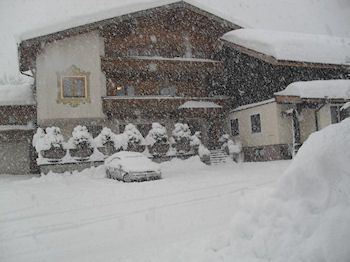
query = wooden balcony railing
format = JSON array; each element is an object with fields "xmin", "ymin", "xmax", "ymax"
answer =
[
  {"xmin": 102, "ymin": 96, "xmax": 229, "ymax": 118},
  {"xmin": 101, "ymin": 56, "xmax": 224, "ymax": 75}
]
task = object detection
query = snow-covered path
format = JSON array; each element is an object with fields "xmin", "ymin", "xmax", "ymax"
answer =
[{"xmin": 0, "ymin": 158, "xmax": 290, "ymax": 262}]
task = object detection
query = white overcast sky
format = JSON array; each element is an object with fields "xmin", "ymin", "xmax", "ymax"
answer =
[{"xmin": 1, "ymin": 0, "xmax": 349, "ymax": 77}]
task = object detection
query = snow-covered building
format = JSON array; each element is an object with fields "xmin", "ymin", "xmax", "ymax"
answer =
[
  {"xmin": 18, "ymin": 1, "xmax": 240, "ymax": 151},
  {"xmin": 220, "ymin": 29, "xmax": 350, "ymax": 108},
  {"xmin": 229, "ymin": 80, "xmax": 350, "ymax": 161},
  {"xmin": 0, "ymin": 76, "xmax": 37, "ymax": 173}
]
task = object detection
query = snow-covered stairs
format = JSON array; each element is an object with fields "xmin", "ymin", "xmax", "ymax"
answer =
[{"xmin": 209, "ymin": 149, "xmax": 230, "ymax": 165}]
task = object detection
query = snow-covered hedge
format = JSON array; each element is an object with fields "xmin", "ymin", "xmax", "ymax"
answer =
[{"xmin": 171, "ymin": 123, "xmax": 191, "ymax": 154}]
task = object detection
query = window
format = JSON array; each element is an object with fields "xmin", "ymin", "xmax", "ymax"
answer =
[
  {"xmin": 150, "ymin": 49, "xmax": 159, "ymax": 57},
  {"xmin": 141, "ymin": 49, "xmax": 150, "ymax": 56},
  {"xmin": 251, "ymin": 114, "xmax": 261, "ymax": 133},
  {"xmin": 160, "ymin": 86, "xmax": 177, "ymax": 96},
  {"xmin": 116, "ymin": 86, "xmax": 134, "ymax": 96},
  {"xmin": 62, "ymin": 76, "xmax": 86, "ymax": 98},
  {"xmin": 230, "ymin": 119, "xmax": 239, "ymax": 136},
  {"xmin": 128, "ymin": 49, "xmax": 138, "ymax": 56},
  {"xmin": 331, "ymin": 105, "xmax": 341, "ymax": 124}
]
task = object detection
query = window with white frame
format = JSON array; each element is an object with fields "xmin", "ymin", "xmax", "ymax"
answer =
[
  {"xmin": 230, "ymin": 118, "xmax": 239, "ymax": 136},
  {"xmin": 251, "ymin": 114, "xmax": 261, "ymax": 133}
]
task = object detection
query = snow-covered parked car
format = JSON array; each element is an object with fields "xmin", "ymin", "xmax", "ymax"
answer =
[{"xmin": 104, "ymin": 151, "xmax": 161, "ymax": 182}]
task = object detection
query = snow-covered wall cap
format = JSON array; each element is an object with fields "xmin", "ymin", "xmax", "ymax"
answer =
[
  {"xmin": 179, "ymin": 101, "xmax": 222, "ymax": 109},
  {"xmin": 231, "ymin": 98, "xmax": 275, "ymax": 112},
  {"xmin": 0, "ymin": 74, "xmax": 35, "ymax": 106},
  {"xmin": 275, "ymin": 80, "xmax": 350, "ymax": 100},
  {"xmin": 221, "ymin": 29, "xmax": 350, "ymax": 65},
  {"xmin": 20, "ymin": 0, "xmax": 239, "ymax": 42}
]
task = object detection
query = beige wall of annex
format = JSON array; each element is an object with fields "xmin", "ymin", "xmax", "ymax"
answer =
[
  {"xmin": 229, "ymin": 102, "xmax": 280, "ymax": 147},
  {"xmin": 276, "ymin": 103, "xmax": 293, "ymax": 145},
  {"xmin": 36, "ymin": 31, "xmax": 106, "ymax": 124}
]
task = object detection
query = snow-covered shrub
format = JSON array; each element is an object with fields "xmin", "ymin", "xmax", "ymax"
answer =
[
  {"xmin": 145, "ymin": 123, "xmax": 169, "ymax": 156},
  {"xmin": 69, "ymin": 125, "xmax": 93, "ymax": 149},
  {"xmin": 123, "ymin": 124, "xmax": 145, "ymax": 152},
  {"xmin": 94, "ymin": 127, "xmax": 119, "ymax": 156},
  {"xmin": 171, "ymin": 123, "xmax": 191, "ymax": 154},
  {"xmin": 33, "ymin": 127, "xmax": 66, "ymax": 159},
  {"xmin": 67, "ymin": 125, "xmax": 94, "ymax": 159}
]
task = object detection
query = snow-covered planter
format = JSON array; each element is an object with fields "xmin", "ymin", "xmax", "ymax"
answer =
[
  {"xmin": 171, "ymin": 123, "xmax": 191, "ymax": 154},
  {"xmin": 124, "ymin": 124, "xmax": 145, "ymax": 152},
  {"xmin": 145, "ymin": 123, "xmax": 170, "ymax": 156},
  {"xmin": 33, "ymin": 127, "xmax": 66, "ymax": 160},
  {"xmin": 198, "ymin": 144, "xmax": 211, "ymax": 165},
  {"xmin": 68, "ymin": 125, "xmax": 94, "ymax": 159},
  {"xmin": 94, "ymin": 127, "xmax": 119, "ymax": 156},
  {"xmin": 219, "ymin": 134, "xmax": 243, "ymax": 162}
]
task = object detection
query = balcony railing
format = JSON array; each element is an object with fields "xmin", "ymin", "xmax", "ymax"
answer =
[
  {"xmin": 102, "ymin": 96, "xmax": 229, "ymax": 117},
  {"xmin": 101, "ymin": 56, "xmax": 224, "ymax": 75}
]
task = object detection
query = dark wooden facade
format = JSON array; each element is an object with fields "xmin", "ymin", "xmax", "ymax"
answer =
[{"xmin": 217, "ymin": 44, "xmax": 350, "ymax": 109}]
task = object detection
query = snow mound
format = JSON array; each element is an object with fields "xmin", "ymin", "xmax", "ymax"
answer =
[{"xmin": 206, "ymin": 119, "xmax": 350, "ymax": 262}]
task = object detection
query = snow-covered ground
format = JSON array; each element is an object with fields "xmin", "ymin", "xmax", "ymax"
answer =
[{"xmin": 0, "ymin": 158, "xmax": 289, "ymax": 262}]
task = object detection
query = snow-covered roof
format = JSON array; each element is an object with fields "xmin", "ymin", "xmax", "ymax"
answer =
[
  {"xmin": 20, "ymin": 0, "xmax": 237, "ymax": 42},
  {"xmin": 275, "ymin": 80, "xmax": 350, "ymax": 100},
  {"xmin": 0, "ymin": 74, "xmax": 35, "ymax": 106},
  {"xmin": 221, "ymin": 29, "xmax": 350, "ymax": 65},
  {"xmin": 179, "ymin": 101, "xmax": 222, "ymax": 109},
  {"xmin": 231, "ymin": 98, "xmax": 275, "ymax": 112}
]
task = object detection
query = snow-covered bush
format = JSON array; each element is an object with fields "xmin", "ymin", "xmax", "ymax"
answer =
[
  {"xmin": 123, "ymin": 124, "xmax": 145, "ymax": 152},
  {"xmin": 171, "ymin": 123, "xmax": 191, "ymax": 154},
  {"xmin": 94, "ymin": 127, "xmax": 115, "ymax": 147},
  {"xmin": 67, "ymin": 125, "xmax": 94, "ymax": 158},
  {"xmin": 32, "ymin": 127, "xmax": 66, "ymax": 159},
  {"xmin": 145, "ymin": 123, "xmax": 169, "ymax": 156},
  {"xmin": 94, "ymin": 127, "xmax": 119, "ymax": 155}
]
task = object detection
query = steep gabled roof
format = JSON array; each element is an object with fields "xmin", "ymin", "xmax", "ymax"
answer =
[
  {"xmin": 18, "ymin": 0, "xmax": 240, "ymax": 72},
  {"xmin": 20, "ymin": 1, "xmax": 239, "ymax": 46},
  {"xmin": 221, "ymin": 29, "xmax": 350, "ymax": 68}
]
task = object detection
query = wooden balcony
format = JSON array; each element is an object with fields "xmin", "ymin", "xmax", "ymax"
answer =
[
  {"xmin": 101, "ymin": 56, "xmax": 224, "ymax": 75},
  {"xmin": 102, "ymin": 96, "xmax": 229, "ymax": 118}
]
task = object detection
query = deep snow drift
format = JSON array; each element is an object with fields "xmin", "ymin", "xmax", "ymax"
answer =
[{"xmin": 205, "ymin": 118, "xmax": 350, "ymax": 262}]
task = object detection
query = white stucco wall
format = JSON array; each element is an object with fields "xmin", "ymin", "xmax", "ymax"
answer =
[
  {"xmin": 36, "ymin": 31, "xmax": 106, "ymax": 123},
  {"xmin": 229, "ymin": 102, "xmax": 283, "ymax": 147}
]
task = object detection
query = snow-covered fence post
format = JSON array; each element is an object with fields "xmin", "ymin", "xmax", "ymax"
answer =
[{"xmin": 145, "ymin": 123, "xmax": 170, "ymax": 157}]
